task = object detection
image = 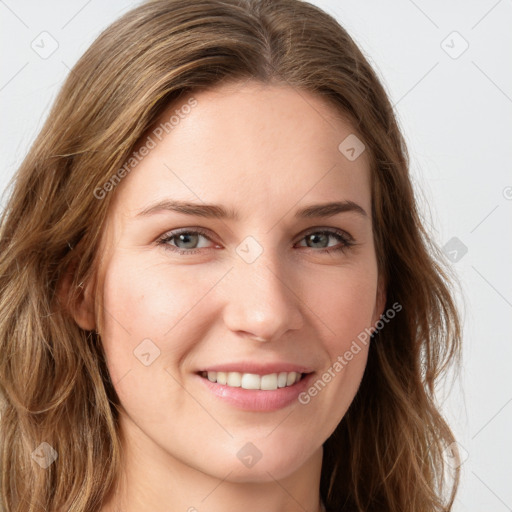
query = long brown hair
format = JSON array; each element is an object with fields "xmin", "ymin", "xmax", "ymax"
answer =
[{"xmin": 0, "ymin": 0, "xmax": 462, "ymax": 510}]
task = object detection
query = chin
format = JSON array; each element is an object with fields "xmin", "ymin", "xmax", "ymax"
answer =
[{"xmin": 204, "ymin": 442, "xmax": 316, "ymax": 483}]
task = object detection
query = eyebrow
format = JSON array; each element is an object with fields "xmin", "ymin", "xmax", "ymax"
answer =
[{"xmin": 134, "ymin": 199, "xmax": 368, "ymax": 220}]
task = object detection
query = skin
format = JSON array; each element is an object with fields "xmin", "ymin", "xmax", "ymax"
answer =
[{"xmin": 71, "ymin": 79, "xmax": 386, "ymax": 512}]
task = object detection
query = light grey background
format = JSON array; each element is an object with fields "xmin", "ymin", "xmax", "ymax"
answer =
[{"xmin": 1, "ymin": 1, "xmax": 511, "ymax": 510}]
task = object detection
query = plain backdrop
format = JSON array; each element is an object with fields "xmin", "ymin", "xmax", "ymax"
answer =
[{"xmin": 1, "ymin": 1, "xmax": 511, "ymax": 510}]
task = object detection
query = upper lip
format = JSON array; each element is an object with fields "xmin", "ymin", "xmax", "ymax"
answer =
[{"xmin": 198, "ymin": 362, "xmax": 314, "ymax": 375}]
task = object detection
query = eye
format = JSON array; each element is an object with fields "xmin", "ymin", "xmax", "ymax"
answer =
[
  {"xmin": 156, "ymin": 227, "xmax": 355, "ymax": 255},
  {"xmin": 295, "ymin": 228, "xmax": 355, "ymax": 254},
  {"xmin": 157, "ymin": 228, "xmax": 216, "ymax": 255}
]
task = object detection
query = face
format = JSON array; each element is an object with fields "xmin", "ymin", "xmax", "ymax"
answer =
[{"xmin": 77, "ymin": 80, "xmax": 385, "ymax": 484}]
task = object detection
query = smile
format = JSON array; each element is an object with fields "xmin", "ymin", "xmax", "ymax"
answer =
[
  {"xmin": 196, "ymin": 370, "xmax": 315, "ymax": 411},
  {"xmin": 200, "ymin": 370, "xmax": 304, "ymax": 391}
]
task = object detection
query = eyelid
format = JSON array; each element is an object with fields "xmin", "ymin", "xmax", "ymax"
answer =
[
  {"xmin": 296, "ymin": 226, "xmax": 355, "ymax": 244},
  {"xmin": 157, "ymin": 226, "xmax": 354, "ymax": 241}
]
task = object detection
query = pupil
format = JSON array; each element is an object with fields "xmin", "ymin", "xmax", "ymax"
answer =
[
  {"xmin": 179, "ymin": 233, "xmax": 197, "ymax": 248},
  {"xmin": 308, "ymin": 233, "xmax": 327, "ymax": 248}
]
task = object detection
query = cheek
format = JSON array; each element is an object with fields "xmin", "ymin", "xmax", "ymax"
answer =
[
  {"xmin": 298, "ymin": 260, "xmax": 377, "ymax": 409},
  {"xmin": 304, "ymin": 260, "xmax": 379, "ymax": 350},
  {"xmin": 97, "ymin": 255, "xmax": 221, "ymax": 429},
  {"xmin": 299, "ymin": 266, "xmax": 377, "ymax": 424},
  {"xmin": 98, "ymin": 254, "xmax": 218, "ymax": 383},
  {"xmin": 295, "ymin": 268, "xmax": 376, "ymax": 432},
  {"xmin": 101, "ymin": 253, "xmax": 219, "ymax": 331}
]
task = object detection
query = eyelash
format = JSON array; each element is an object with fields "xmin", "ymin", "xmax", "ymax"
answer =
[{"xmin": 156, "ymin": 227, "xmax": 356, "ymax": 256}]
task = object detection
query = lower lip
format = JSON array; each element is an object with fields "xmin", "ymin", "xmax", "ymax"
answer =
[{"xmin": 196, "ymin": 372, "xmax": 315, "ymax": 412}]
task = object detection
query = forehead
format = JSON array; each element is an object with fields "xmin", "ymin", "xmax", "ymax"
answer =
[{"xmin": 109, "ymin": 80, "xmax": 371, "ymax": 223}]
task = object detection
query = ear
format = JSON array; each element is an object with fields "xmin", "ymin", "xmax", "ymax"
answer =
[{"xmin": 57, "ymin": 258, "xmax": 97, "ymax": 332}]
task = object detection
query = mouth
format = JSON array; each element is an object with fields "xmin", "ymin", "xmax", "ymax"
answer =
[
  {"xmin": 198, "ymin": 370, "xmax": 309, "ymax": 391},
  {"xmin": 195, "ymin": 363, "xmax": 316, "ymax": 411}
]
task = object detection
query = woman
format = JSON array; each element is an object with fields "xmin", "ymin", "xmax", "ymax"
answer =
[{"xmin": 0, "ymin": 0, "xmax": 462, "ymax": 510}]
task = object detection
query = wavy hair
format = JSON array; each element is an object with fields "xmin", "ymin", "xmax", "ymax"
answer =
[{"xmin": 0, "ymin": 0, "xmax": 462, "ymax": 510}]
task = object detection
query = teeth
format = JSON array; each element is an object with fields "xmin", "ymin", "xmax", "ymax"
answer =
[
  {"xmin": 260, "ymin": 373, "xmax": 277, "ymax": 390},
  {"xmin": 286, "ymin": 372, "xmax": 296, "ymax": 386},
  {"xmin": 203, "ymin": 370, "xmax": 303, "ymax": 390},
  {"xmin": 277, "ymin": 372, "xmax": 288, "ymax": 388},
  {"xmin": 241, "ymin": 373, "xmax": 261, "ymax": 389},
  {"xmin": 227, "ymin": 372, "xmax": 241, "ymax": 387}
]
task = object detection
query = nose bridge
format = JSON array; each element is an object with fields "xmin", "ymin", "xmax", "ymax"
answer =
[{"xmin": 222, "ymin": 235, "xmax": 304, "ymax": 341}]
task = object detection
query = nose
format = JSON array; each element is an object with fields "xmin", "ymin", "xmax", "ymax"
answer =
[{"xmin": 221, "ymin": 247, "xmax": 305, "ymax": 343}]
